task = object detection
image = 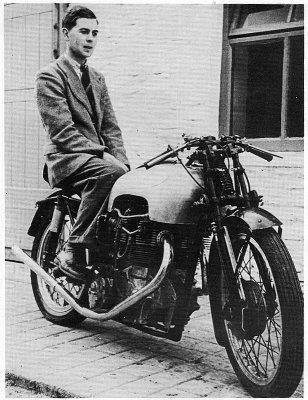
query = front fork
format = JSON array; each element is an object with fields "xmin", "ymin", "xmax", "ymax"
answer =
[
  {"xmin": 222, "ymin": 226, "xmax": 247, "ymax": 300},
  {"xmin": 211, "ymin": 223, "xmax": 253, "ymax": 341},
  {"xmin": 212, "ymin": 224, "xmax": 245, "ymax": 301},
  {"xmin": 202, "ymin": 146, "xmax": 250, "ymax": 305}
]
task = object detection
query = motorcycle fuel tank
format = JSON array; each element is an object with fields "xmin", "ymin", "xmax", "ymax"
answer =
[{"xmin": 108, "ymin": 162, "xmax": 205, "ymax": 224}]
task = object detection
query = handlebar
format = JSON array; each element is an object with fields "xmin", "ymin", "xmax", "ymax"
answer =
[
  {"xmin": 244, "ymin": 144, "xmax": 275, "ymax": 162},
  {"xmin": 137, "ymin": 135, "xmax": 282, "ymax": 169},
  {"xmin": 137, "ymin": 140, "xmax": 200, "ymax": 169}
]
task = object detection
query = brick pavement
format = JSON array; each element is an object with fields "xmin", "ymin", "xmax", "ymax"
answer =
[
  {"xmin": 5, "ymin": 260, "xmax": 304, "ymax": 398},
  {"xmin": 5, "ymin": 262, "xmax": 248, "ymax": 398},
  {"xmin": 5, "ymin": 152, "xmax": 304, "ymax": 398}
]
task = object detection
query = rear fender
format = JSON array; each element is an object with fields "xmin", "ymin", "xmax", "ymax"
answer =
[{"xmin": 27, "ymin": 191, "xmax": 80, "ymax": 237}]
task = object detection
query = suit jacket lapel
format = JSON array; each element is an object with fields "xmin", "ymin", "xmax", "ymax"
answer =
[{"xmin": 56, "ymin": 56, "xmax": 94, "ymax": 118}]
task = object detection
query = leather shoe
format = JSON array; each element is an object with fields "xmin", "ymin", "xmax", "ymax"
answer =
[{"xmin": 57, "ymin": 244, "xmax": 88, "ymax": 282}]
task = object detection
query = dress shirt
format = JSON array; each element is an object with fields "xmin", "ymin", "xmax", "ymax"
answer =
[{"xmin": 63, "ymin": 52, "xmax": 86, "ymax": 80}]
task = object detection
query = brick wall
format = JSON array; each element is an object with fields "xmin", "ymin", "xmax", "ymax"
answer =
[{"xmin": 88, "ymin": 4, "xmax": 223, "ymax": 166}]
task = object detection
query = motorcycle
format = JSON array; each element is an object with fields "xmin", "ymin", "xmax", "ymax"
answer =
[{"xmin": 12, "ymin": 134, "xmax": 303, "ymax": 398}]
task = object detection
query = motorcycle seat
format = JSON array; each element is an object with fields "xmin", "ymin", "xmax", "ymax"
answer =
[{"xmin": 52, "ymin": 187, "xmax": 80, "ymax": 199}]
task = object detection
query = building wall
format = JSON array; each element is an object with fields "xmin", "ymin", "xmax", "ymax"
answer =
[
  {"xmin": 5, "ymin": 3, "xmax": 223, "ymax": 250},
  {"xmin": 5, "ymin": 4, "xmax": 56, "ymax": 251},
  {"xmin": 89, "ymin": 4, "xmax": 223, "ymax": 162}
]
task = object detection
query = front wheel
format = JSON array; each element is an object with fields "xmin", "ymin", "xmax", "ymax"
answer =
[{"xmin": 207, "ymin": 228, "xmax": 303, "ymax": 398}]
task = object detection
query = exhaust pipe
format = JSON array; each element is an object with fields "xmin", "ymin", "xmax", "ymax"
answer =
[{"xmin": 11, "ymin": 237, "xmax": 173, "ymax": 321}]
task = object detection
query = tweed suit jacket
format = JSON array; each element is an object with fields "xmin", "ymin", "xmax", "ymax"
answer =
[{"xmin": 36, "ymin": 55, "xmax": 130, "ymax": 188}]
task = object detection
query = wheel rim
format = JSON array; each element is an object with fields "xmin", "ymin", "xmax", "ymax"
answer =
[
  {"xmin": 224, "ymin": 234, "xmax": 282, "ymax": 385},
  {"xmin": 36, "ymin": 216, "xmax": 85, "ymax": 316}
]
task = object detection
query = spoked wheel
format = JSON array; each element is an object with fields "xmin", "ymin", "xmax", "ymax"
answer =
[
  {"xmin": 31, "ymin": 210, "xmax": 88, "ymax": 326},
  {"xmin": 208, "ymin": 227, "xmax": 303, "ymax": 397}
]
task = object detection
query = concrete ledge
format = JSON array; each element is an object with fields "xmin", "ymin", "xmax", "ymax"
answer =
[
  {"xmin": 248, "ymin": 138, "xmax": 303, "ymax": 152},
  {"xmin": 5, "ymin": 372, "xmax": 79, "ymax": 398}
]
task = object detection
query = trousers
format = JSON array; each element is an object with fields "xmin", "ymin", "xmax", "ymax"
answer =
[{"xmin": 58, "ymin": 154, "xmax": 127, "ymax": 249}]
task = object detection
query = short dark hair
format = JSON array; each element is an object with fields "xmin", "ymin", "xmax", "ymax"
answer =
[{"xmin": 62, "ymin": 5, "xmax": 97, "ymax": 31}]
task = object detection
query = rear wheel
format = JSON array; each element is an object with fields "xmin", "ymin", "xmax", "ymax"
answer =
[
  {"xmin": 207, "ymin": 227, "xmax": 303, "ymax": 397},
  {"xmin": 31, "ymin": 210, "xmax": 87, "ymax": 326}
]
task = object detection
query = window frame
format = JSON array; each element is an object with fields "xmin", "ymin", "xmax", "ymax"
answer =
[
  {"xmin": 229, "ymin": 4, "xmax": 303, "ymax": 38},
  {"xmin": 219, "ymin": 5, "xmax": 304, "ymax": 151}
]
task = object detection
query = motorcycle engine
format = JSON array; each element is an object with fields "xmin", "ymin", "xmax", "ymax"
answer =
[{"xmin": 92, "ymin": 197, "xmax": 200, "ymax": 332}]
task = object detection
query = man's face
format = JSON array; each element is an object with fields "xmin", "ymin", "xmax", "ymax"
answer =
[{"xmin": 63, "ymin": 18, "xmax": 99, "ymax": 63}]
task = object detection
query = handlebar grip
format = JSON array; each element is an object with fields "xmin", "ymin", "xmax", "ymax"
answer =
[
  {"xmin": 140, "ymin": 141, "xmax": 199, "ymax": 169},
  {"xmin": 246, "ymin": 145, "xmax": 273, "ymax": 162},
  {"xmin": 145, "ymin": 150, "xmax": 176, "ymax": 168}
]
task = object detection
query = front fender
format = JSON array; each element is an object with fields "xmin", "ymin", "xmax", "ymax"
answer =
[
  {"xmin": 209, "ymin": 207, "xmax": 282, "ymax": 347},
  {"xmin": 228, "ymin": 207, "xmax": 282, "ymax": 231}
]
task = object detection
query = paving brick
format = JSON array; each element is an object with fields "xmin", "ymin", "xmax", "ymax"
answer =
[
  {"xmin": 140, "ymin": 355, "xmax": 183, "ymax": 370},
  {"xmin": 90, "ymin": 370, "xmax": 138, "ymax": 390},
  {"xmin": 147, "ymin": 369, "xmax": 202, "ymax": 387},
  {"xmin": 105, "ymin": 353, "xmax": 136, "ymax": 367},
  {"xmin": 26, "ymin": 346, "xmax": 79, "ymax": 364},
  {"xmin": 82, "ymin": 319, "xmax": 131, "ymax": 341},
  {"xmin": 116, "ymin": 348, "xmax": 155, "ymax": 362},
  {"xmin": 202, "ymin": 370, "xmax": 239, "ymax": 386},
  {"xmin": 150, "ymin": 386, "xmax": 200, "ymax": 397},
  {"xmin": 89, "ymin": 339, "xmax": 133, "ymax": 355},
  {"xmin": 62, "ymin": 379, "xmax": 109, "ymax": 398},
  {"xmin": 67, "ymin": 354, "xmax": 134, "ymax": 380},
  {"xmin": 207, "ymin": 384, "xmax": 250, "ymax": 398},
  {"xmin": 38, "ymin": 351, "xmax": 105, "ymax": 372},
  {"xmin": 119, "ymin": 362, "xmax": 165, "ymax": 378},
  {"xmin": 110, "ymin": 377, "xmax": 166, "ymax": 396},
  {"xmin": 169, "ymin": 363, "xmax": 206, "ymax": 376},
  {"xmin": 79, "ymin": 347, "xmax": 112, "ymax": 360},
  {"xmin": 176, "ymin": 377, "xmax": 225, "ymax": 397},
  {"xmin": 35, "ymin": 370, "xmax": 82, "ymax": 389},
  {"xmin": 6, "ymin": 310, "xmax": 44, "ymax": 325},
  {"xmin": 60, "ymin": 335, "xmax": 107, "ymax": 350},
  {"xmin": 43, "ymin": 342, "xmax": 96, "ymax": 355},
  {"xmin": 93, "ymin": 386, "xmax": 137, "ymax": 398},
  {"xmin": 62, "ymin": 363, "xmax": 114, "ymax": 381}
]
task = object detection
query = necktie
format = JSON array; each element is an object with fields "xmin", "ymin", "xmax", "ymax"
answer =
[
  {"xmin": 80, "ymin": 64, "xmax": 90, "ymax": 91},
  {"xmin": 80, "ymin": 64, "xmax": 96, "ymax": 117}
]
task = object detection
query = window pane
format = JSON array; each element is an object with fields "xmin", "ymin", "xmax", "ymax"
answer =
[
  {"xmin": 237, "ymin": 5, "xmax": 290, "ymax": 28},
  {"xmin": 292, "ymin": 5, "xmax": 304, "ymax": 22},
  {"xmin": 287, "ymin": 36, "xmax": 304, "ymax": 137},
  {"xmin": 232, "ymin": 41, "xmax": 283, "ymax": 138}
]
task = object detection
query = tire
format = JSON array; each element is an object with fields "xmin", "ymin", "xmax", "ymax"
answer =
[
  {"xmin": 31, "ymin": 209, "xmax": 88, "ymax": 326},
  {"xmin": 207, "ymin": 227, "xmax": 303, "ymax": 398}
]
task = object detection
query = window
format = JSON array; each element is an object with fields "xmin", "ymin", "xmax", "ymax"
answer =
[
  {"xmin": 221, "ymin": 4, "xmax": 304, "ymax": 146},
  {"xmin": 232, "ymin": 41, "xmax": 284, "ymax": 138}
]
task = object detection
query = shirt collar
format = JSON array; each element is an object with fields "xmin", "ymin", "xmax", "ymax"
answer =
[{"xmin": 64, "ymin": 53, "xmax": 87, "ymax": 75}]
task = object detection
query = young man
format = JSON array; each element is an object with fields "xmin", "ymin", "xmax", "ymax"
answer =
[{"xmin": 36, "ymin": 6, "xmax": 130, "ymax": 281}]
